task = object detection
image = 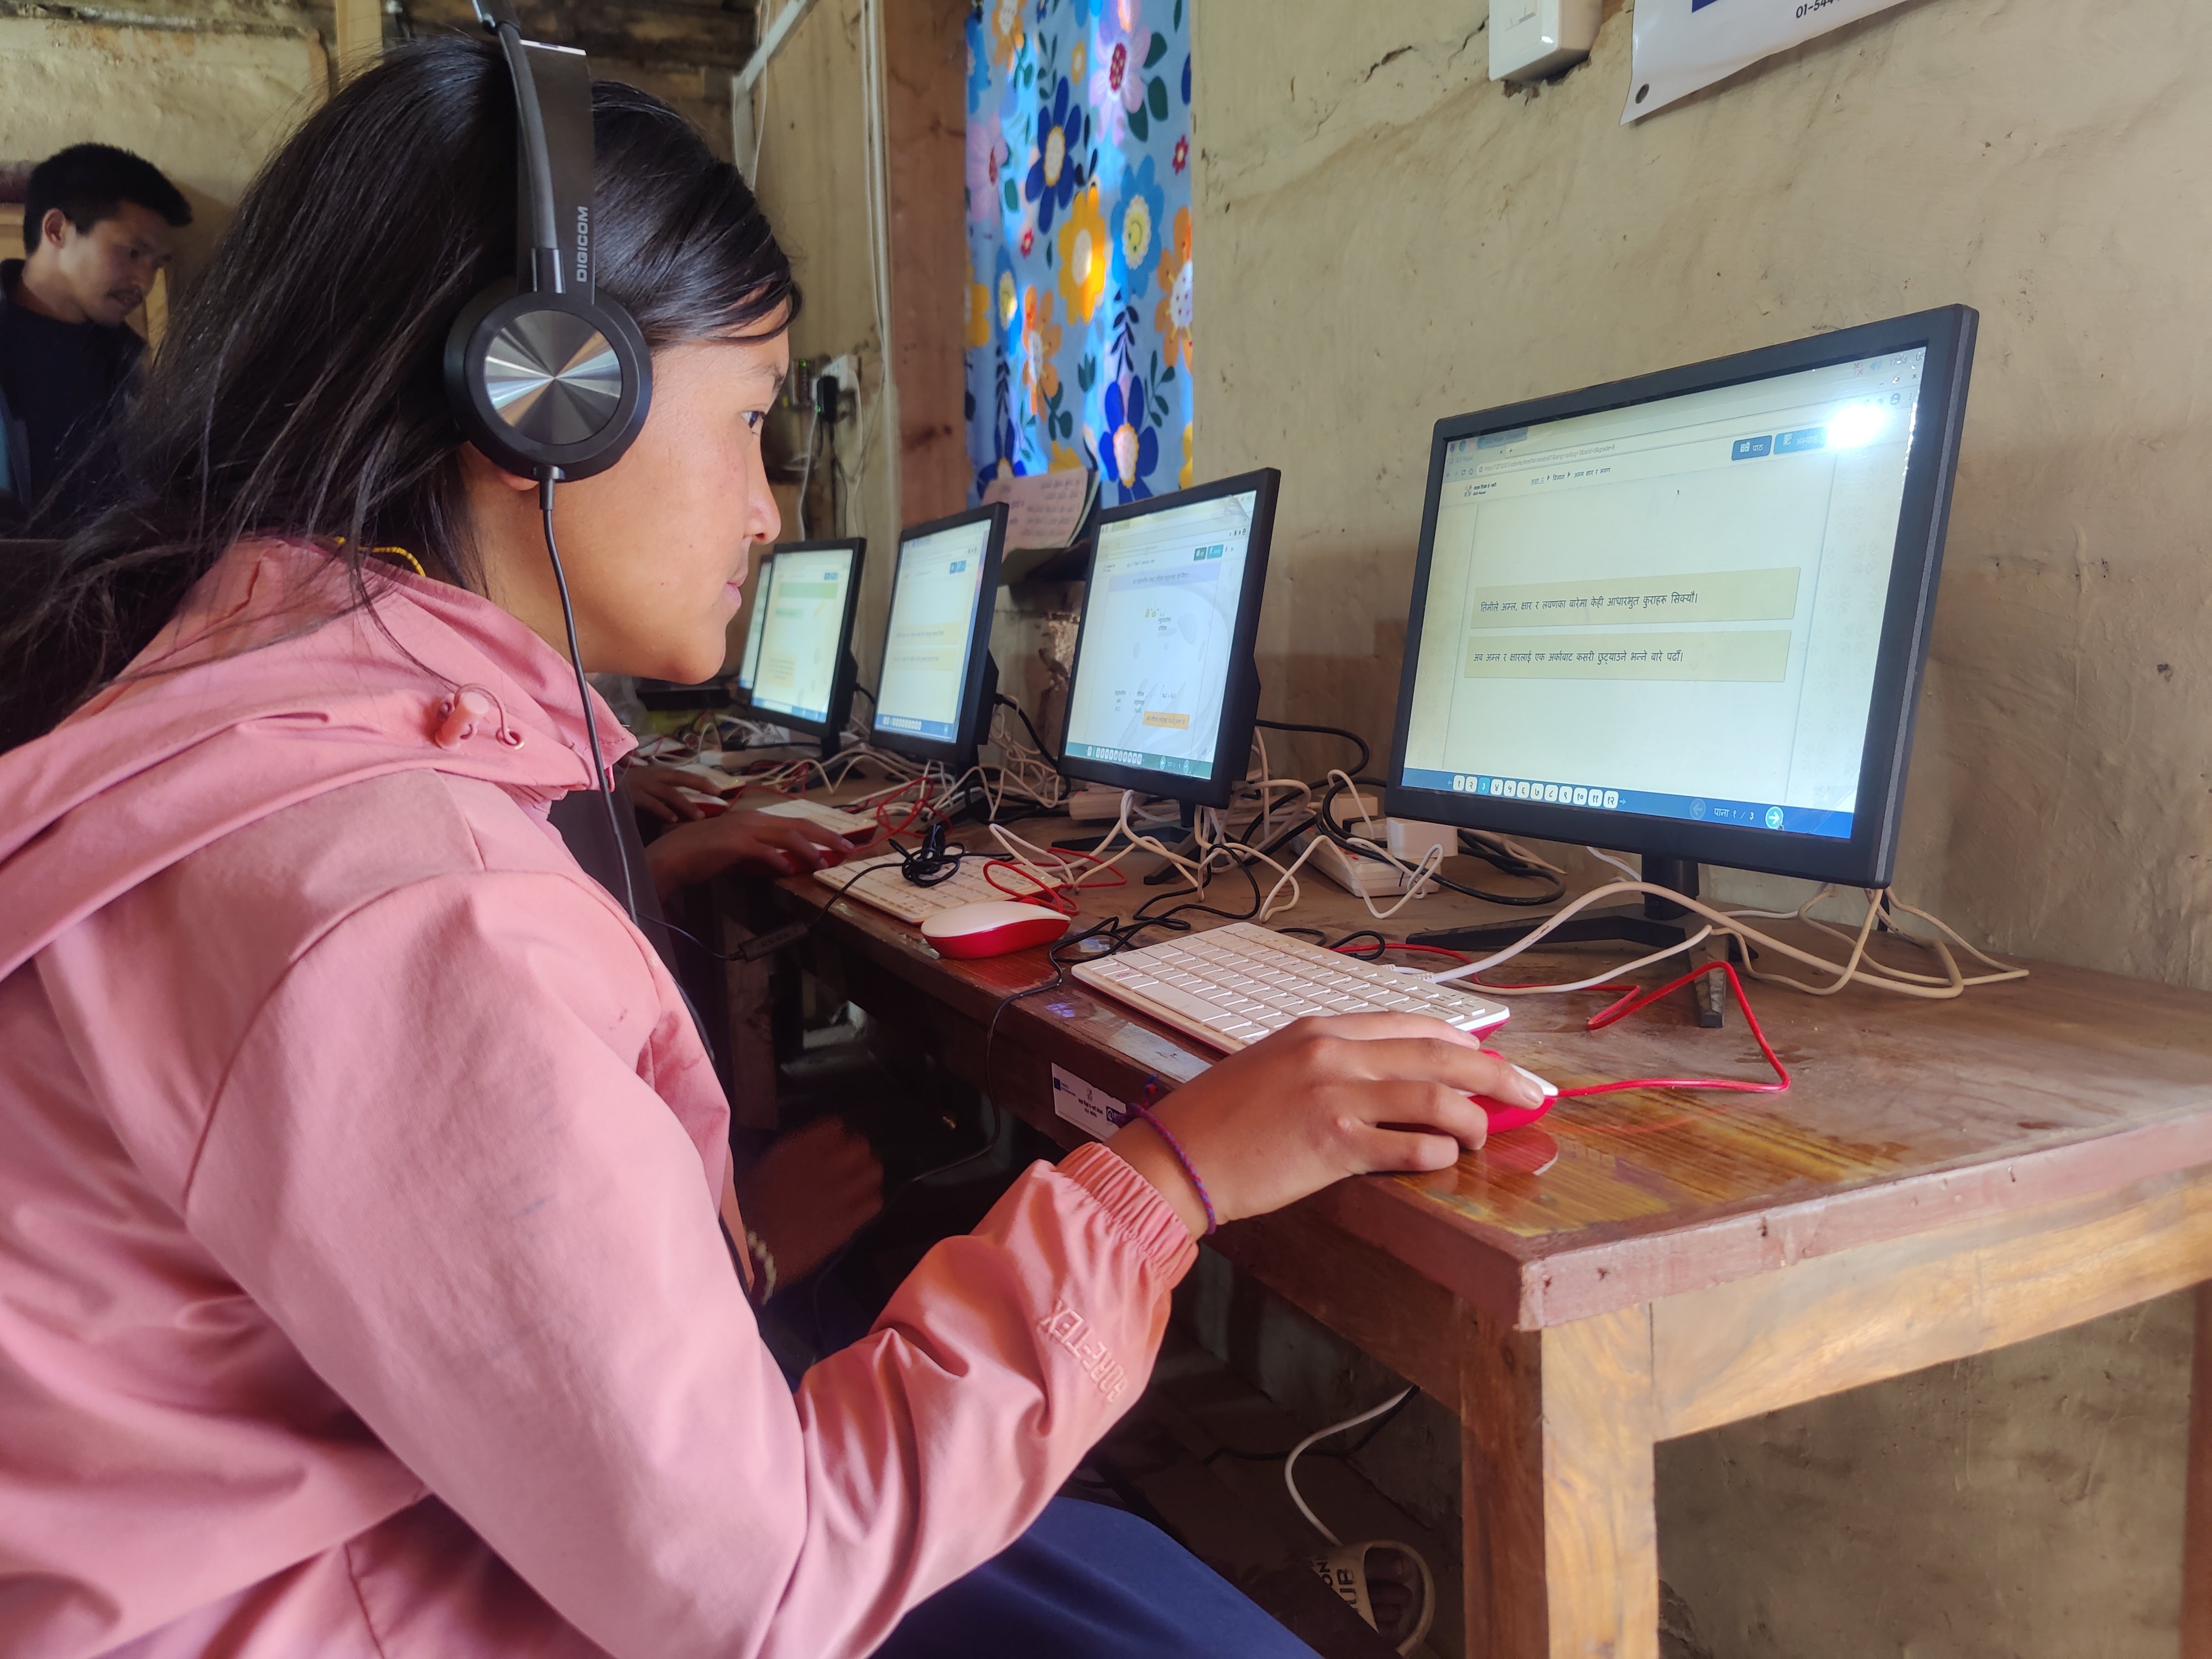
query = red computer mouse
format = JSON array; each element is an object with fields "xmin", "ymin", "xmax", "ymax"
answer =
[
  {"xmin": 1475, "ymin": 1094, "xmax": 1556, "ymax": 1134},
  {"xmin": 1474, "ymin": 1056, "xmax": 1559, "ymax": 1134},
  {"xmin": 921, "ymin": 901, "xmax": 1071, "ymax": 959}
]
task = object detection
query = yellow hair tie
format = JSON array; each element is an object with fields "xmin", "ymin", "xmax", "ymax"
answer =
[{"xmin": 331, "ymin": 536, "xmax": 426, "ymax": 579}]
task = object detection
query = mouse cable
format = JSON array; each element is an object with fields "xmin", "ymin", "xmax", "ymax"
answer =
[
  {"xmin": 980, "ymin": 917, "xmax": 1121, "ymax": 1108},
  {"xmin": 541, "ymin": 475, "xmax": 639, "ymax": 928}
]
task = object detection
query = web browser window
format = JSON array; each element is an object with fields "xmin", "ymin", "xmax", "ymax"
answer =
[
  {"xmin": 1401, "ymin": 349, "xmax": 1926, "ymax": 839},
  {"xmin": 873, "ymin": 520, "xmax": 993, "ymax": 742},
  {"xmin": 749, "ymin": 545, "xmax": 854, "ymax": 726},
  {"xmin": 1063, "ymin": 490, "xmax": 1259, "ymax": 782}
]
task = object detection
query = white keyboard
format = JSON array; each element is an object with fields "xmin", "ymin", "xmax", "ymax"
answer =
[
  {"xmin": 1072, "ymin": 922, "xmax": 1511, "ymax": 1053},
  {"xmin": 757, "ymin": 797, "xmax": 881, "ymax": 838},
  {"xmin": 813, "ymin": 854, "xmax": 1025, "ymax": 925}
]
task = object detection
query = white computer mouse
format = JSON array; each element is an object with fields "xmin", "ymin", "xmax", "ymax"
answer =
[{"xmin": 921, "ymin": 901, "xmax": 1071, "ymax": 959}]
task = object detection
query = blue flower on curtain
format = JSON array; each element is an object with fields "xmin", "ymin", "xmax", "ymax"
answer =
[
  {"xmin": 1110, "ymin": 154, "xmax": 1164, "ymax": 290},
  {"xmin": 967, "ymin": 0, "xmax": 1193, "ymax": 508},
  {"xmin": 966, "ymin": 29, "xmax": 993, "ymax": 109},
  {"xmin": 1100, "ymin": 372, "xmax": 1157, "ymax": 498},
  {"xmin": 1025, "ymin": 75, "xmax": 1088, "ymax": 236}
]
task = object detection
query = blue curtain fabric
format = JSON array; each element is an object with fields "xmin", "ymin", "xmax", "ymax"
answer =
[{"xmin": 964, "ymin": 0, "xmax": 1194, "ymax": 506}]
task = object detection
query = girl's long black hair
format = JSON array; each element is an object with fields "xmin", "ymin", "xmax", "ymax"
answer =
[{"xmin": 0, "ymin": 35, "xmax": 796, "ymax": 752}]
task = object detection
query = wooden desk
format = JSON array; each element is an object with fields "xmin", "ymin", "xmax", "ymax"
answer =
[{"xmin": 755, "ymin": 821, "xmax": 2212, "ymax": 1659}]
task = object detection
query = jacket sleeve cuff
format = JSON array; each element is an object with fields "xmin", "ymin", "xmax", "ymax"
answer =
[{"xmin": 1056, "ymin": 1140, "xmax": 1201, "ymax": 1282}]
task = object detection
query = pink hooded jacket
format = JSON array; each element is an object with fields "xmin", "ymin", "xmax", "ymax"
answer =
[{"xmin": 0, "ymin": 540, "xmax": 1197, "ymax": 1659}]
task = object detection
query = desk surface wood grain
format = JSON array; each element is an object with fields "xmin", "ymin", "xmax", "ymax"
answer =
[{"xmin": 775, "ymin": 818, "xmax": 2212, "ymax": 1328}]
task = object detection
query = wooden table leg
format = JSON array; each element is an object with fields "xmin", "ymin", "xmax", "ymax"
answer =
[
  {"xmin": 2186, "ymin": 1281, "xmax": 2212, "ymax": 1658},
  {"xmin": 1460, "ymin": 1303, "xmax": 1660, "ymax": 1659}
]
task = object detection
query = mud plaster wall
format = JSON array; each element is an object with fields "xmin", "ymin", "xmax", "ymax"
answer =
[
  {"xmin": 747, "ymin": 0, "xmax": 907, "ymax": 679},
  {"xmin": 0, "ymin": 16, "xmax": 329, "ymax": 285},
  {"xmin": 1183, "ymin": 2, "xmax": 2207, "ymax": 1654},
  {"xmin": 1193, "ymin": 0, "xmax": 2212, "ymax": 990},
  {"xmin": 0, "ymin": 9, "xmax": 737, "ymax": 295}
]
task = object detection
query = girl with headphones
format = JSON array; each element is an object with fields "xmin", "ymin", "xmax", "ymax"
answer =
[{"xmin": 0, "ymin": 29, "xmax": 1548, "ymax": 1659}]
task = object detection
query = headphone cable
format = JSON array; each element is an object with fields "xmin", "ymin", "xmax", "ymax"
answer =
[{"xmin": 540, "ymin": 474, "xmax": 641, "ymax": 926}]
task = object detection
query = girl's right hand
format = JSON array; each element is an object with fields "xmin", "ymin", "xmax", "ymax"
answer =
[{"xmin": 1107, "ymin": 1014, "xmax": 1552, "ymax": 1239}]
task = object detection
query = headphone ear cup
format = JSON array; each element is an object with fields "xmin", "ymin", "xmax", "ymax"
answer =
[{"xmin": 444, "ymin": 283, "xmax": 653, "ymax": 481}]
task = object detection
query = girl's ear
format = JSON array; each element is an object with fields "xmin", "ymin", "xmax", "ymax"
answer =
[{"xmin": 459, "ymin": 443, "xmax": 539, "ymax": 494}]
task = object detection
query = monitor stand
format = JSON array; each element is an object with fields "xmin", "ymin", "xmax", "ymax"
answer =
[
  {"xmin": 1409, "ymin": 855, "xmax": 1731, "ymax": 1028},
  {"xmin": 1140, "ymin": 800, "xmax": 1202, "ymax": 883}
]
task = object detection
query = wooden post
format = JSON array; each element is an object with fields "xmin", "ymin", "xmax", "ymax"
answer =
[
  {"xmin": 332, "ymin": 0, "xmax": 382, "ymax": 84},
  {"xmin": 2185, "ymin": 1280, "xmax": 2212, "ymax": 1658},
  {"xmin": 879, "ymin": 0, "xmax": 971, "ymax": 524},
  {"xmin": 1461, "ymin": 1303, "xmax": 1660, "ymax": 1659}
]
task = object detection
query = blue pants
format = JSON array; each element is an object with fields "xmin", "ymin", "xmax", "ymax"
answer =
[{"xmin": 877, "ymin": 1497, "xmax": 1318, "ymax": 1658}]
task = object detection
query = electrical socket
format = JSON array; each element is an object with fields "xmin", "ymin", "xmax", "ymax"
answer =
[{"xmin": 820, "ymin": 353, "xmax": 859, "ymax": 415}]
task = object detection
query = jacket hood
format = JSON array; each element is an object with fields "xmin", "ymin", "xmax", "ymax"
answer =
[{"xmin": 0, "ymin": 539, "xmax": 635, "ymax": 982}]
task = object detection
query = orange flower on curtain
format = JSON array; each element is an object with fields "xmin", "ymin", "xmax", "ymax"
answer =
[
  {"xmin": 1021, "ymin": 288, "xmax": 1062, "ymax": 419},
  {"xmin": 1154, "ymin": 204, "xmax": 1191, "ymax": 374},
  {"xmin": 1056, "ymin": 184, "xmax": 1109, "ymax": 325}
]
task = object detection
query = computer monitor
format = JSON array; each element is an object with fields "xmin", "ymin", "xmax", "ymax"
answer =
[
  {"xmin": 1059, "ymin": 469, "xmax": 1280, "ymax": 811},
  {"xmin": 1386, "ymin": 306, "xmax": 1977, "ymax": 924},
  {"xmin": 734, "ymin": 549, "xmax": 774, "ymax": 701},
  {"xmin": 867, "ymin": 503, "xmax": 1008, "ymax": 768},
  {"xmin": 745, "ymin": 538, "xmax": 865, "ymax": 751}
]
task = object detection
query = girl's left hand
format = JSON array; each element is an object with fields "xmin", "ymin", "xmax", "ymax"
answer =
[
  {"xmin": 627, "ymin": 761, "xmax": 726, "ymax": 823},
  {"xmin": 645, "ymin": 809, "xmax": 863, "ymax": 899}
]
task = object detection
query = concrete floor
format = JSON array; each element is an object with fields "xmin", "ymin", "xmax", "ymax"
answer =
[
  {"xmin": 1083, "ymin": 1325, "xmax": 1464, "ymax": 1659},
  {"xmin": 1164, "ymin": 1253, "xmax": 2192, "ymax": 1659}
]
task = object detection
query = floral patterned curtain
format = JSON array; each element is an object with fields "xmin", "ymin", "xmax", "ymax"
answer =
[{"xmin": 964, "ymin": 0, "xmax": 1194, "ymax": 507}]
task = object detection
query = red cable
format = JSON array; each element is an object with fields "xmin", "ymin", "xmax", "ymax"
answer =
[
  {"xmin": 1553, "ymin": 959, "xmax": 1790, "ymax": 1098},
  {"xmin": 984, "ymin": 858, "xmax": 1078, "ymax": 913},
  {"xmin": 983, "ymin": 848, "xmax": 1130, "ymax": 914},
  {"xmin": 1380, "ymin": 942, "xmax": 1796, "ymax": 1110},
  {"xmin": 872, "ymin": 776, "xmax": 932, "ymax": 836},
  {"xmin": 1357, "ymin": 942, "xmax": 1792, "ymax": 1103}
]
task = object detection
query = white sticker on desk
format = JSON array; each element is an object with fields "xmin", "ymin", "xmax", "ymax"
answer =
[{"xmin": 1052, "ymin": 1065, "xmax": 1131, "ymax": 1140}]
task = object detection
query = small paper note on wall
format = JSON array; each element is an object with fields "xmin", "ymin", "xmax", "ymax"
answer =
[{"xmin": 1624, "ymin": 0, "xmax": 1918, "ymax": 122}]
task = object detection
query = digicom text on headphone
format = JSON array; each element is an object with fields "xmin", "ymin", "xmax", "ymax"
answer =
[{"xmin": 573, "ymin": 204, "xmax": 591, "ymax": 289}]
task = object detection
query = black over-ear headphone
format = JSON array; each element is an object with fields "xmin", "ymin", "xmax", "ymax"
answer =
[
  {"xmin": 444, "ymin": 0, "xmax": 650, "ymax": 926},
  {"xmin": 444, "ymin": 0, "xmax": 652, "ymax": 482}
]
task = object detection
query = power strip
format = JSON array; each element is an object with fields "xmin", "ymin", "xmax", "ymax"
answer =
[
  {"xmin": 1066, "ymin": 786, "xmax": 1127, "ymax": 822},
  {"xmin": 1300, "ymin": 823, "xmax": 1436, "ymax": 899}
]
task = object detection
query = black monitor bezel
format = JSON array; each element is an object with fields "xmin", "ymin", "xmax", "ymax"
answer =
[
  {"xmin": 1058, "ymin": 468, "xmax": 1281, "ymax": 810},
  {"xmin": 745, "ymin": 536, "xmax": 865, "ymax": 742},
  {"xmin": 1383, "ymin": 305, "xmax": 1978, "ymax": 889},
  {"xmin": 866, "ymin": 503, "xmax": 1009, "ymax": 768},
  {"xmin": 734, "ymin": 546, "xmax": 774, "ymax": 698}
]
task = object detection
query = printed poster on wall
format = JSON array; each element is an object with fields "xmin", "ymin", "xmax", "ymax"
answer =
[{"xmin": 1623, "ymin": 0, "xmax": 1918, "ymax": 122}]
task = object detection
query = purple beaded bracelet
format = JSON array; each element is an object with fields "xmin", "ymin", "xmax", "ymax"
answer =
[{"xmin": 1129, "ymin": 1103, "xmax": 1218, "ymax": 1235}]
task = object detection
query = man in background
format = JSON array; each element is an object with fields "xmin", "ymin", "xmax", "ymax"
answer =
[{"xmin": 1, "ymin": 143, "xmax": 190, "ymax": 533}]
